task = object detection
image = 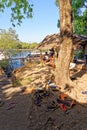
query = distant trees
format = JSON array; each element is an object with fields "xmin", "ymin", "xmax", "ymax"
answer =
[
  {"xmin": 0, "ymin": 28, "xmax": 21, "ymax": 49},
  {"xmin": 29, "ymin": 42, "xmax": 38, "ymax": 49},
  {"xmin": 21, "ymin": 42, "xmax": 30, "ymax": 49},
  {"xmin": 21, "ymin": 42, "xmax": 38, "ymax": 49},
  {"xmin": 0, "ymin": 28, "xmax": 38, "ymax": 49}
]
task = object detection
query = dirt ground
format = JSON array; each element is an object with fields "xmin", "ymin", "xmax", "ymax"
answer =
[
  {"xmin": 0, "ymin": 63, "xmax": 87, "ymax": 130},
  {"xmin": 0, "ymin": 74, "xmax": 32, "ymax": 130}
]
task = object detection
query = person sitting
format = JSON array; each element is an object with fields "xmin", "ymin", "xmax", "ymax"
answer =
[
  {"xmin": 49, "ymin": 48, "xmax": 55, "ymax": 57},
  {"xmin": 43, "ymin": 52, "xmax": 50, "ymax": 62},
  {"xmin": 49, "ymin": 56, "xmax": 55, "ymax": 68}
]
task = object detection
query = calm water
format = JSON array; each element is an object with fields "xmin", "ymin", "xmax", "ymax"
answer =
[
  {"xmin": 7, "ymin": 50, "xmax": 31, "ymax": 70},
  {"xmin": 1, "ymin": 49, "xmax": 40, "ymax": 76}
]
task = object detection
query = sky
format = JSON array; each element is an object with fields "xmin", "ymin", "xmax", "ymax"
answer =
[{"xmin": 0, "ymin": 0, "xmax": 60, "ymax": 43}]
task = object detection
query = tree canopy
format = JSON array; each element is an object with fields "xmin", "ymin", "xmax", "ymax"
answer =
[
  {"xmin": 55, "ymin": 0, "xmax": 87, "ymax": 35},
  {"xmin": 1, "ymin": 0, "xmax": 86, "ymax": 34},
  {"xmin": 0, "ymin": 0, "xmax": 33, "ymax": 26}
]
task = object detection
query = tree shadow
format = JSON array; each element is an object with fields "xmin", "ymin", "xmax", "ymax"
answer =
[
  {"xmin": 0, "ymin": 69, "xmax": 87, "ymax": 130},
  {"xmin": 70, "ymin": 64, "xmax": 87, "ymax": 79},
  {"xmin": 0, "ymin": 75, "xmax": 31, "ymax": 130}
]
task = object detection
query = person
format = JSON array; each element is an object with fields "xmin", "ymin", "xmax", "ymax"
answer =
[
  {"xmin": 43, "ymin": 52, "xmax": 50, "ymax": 62},
  {"xmin": 73, "ymin": 55, "xmax": 78, "ymax": 63},
  {"xmin": 48, "ymin": 48, "xmax": 55, "ymax": 67},
  {"xmin": 49, "ymin": 48, "xmax": 55, "ymax": 57},
  {"xmin": 84, "ymin": 54, "xmax": 87, "ymax": 64},
  {"xmin": 49, "ymin": 55, "xmax": 55, "ymax": 68}
]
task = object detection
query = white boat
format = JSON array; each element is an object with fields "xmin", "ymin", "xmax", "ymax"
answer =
[{"xmin": 0, "ymin": 51, "xmax": 8, "ymax": 60}]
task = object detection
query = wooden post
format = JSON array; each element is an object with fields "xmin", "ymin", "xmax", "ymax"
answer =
[
  {"xmin": 54, "ymin": 47, "xmax": 58, "ymax": 64},
  {"xmin": 71, "ymin": 47, "xmax": 74, "ymax": 62},
  {"xmin": 40, "ymin": 49, "xmax": 43, "ymax": 66}
]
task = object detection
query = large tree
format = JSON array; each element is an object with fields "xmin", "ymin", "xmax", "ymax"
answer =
[
  {"xmin": 54, "ymin": 0, "xmax": 87, "ymax": 103},
  {"xmin": 55, "ymin": 0, "xmax": 73, "ymax": 90},
  {"xmin": 55, "ymin": 0, "xmax": 87, "ymax": 90},
  {"xmin": 0, "ymin": 0, "xmax": 87, "ymax": 102}
]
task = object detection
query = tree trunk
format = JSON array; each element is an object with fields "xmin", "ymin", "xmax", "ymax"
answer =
[{"xmin": 55, "ymin": 0, "xmax": 73, "ymax": 90}]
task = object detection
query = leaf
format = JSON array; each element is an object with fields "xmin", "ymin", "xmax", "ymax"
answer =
[{"xmin": 7, "ymin": 1, "xmax": 12, "ymax": 7}]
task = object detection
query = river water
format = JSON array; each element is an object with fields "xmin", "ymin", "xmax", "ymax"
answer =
[
  {"xmin": 1, "ymin": 49, "xmax": 41, "ymax": 76},
  {"xmin": 10, "ymin": 50, "xmax": 32, "ymax": 69},
  {"xmin": 1, "ymin": 50, "xmax": 31, "ymax": 76},
  {"xmin": 8, "ymin": 50, "xmax": 31, "ymax": 69}
]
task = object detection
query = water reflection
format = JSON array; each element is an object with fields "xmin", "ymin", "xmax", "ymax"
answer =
[{"xmin": 7, "ymin": 49, "xmax": 31, "ymax": 69}]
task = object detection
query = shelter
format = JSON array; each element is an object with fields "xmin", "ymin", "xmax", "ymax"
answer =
[
  {"xmin": 36, "ymin": 33, "xmax": 87, "ymax": 64},
  {"xmin": 76, "ymin": 35, "xmax": 87, "ymax": 54},
  {"xmin": 36, "ymin": 33, "xmax": 87, "ymax": 52},
  {"xmin": 36, "ymin": 34, "xmax": 60, "ymax": 50}
]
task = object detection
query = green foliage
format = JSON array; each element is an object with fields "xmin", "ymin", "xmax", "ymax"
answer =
[
  {"xmin": 12, "ymin": 79, "xmax": 21, "ymax": 87},
  {"xmin": 57, "ymin": 19, "xmax": 60, "ymax": 28},
  {"xmin": 0, "ymin": 60, "xmax": 8, "ymax": 69},
  {"xmin": 74, "ymin": 50, "xmax": 84, "ymax": 59},
  {"xmin": 20, "ymin": 42, "xmax": 38, "ymax": 49},
  {"xmin": 29, "ymin": 42, "xmax": 38, "ymax": 49},
  {"xmin": 21, "ymin": 42, "xmax": 30, "ymax": 49},
  {"xmin": 0, "ymin": 28, "xmax": 21, "ymax": 49},
  {"xmin": 72, "ymin": 0, "xmax": 87, "ymax": 34},
  {"xmin": 27, "ymin": 77, "xmax": 32, "ymax": 82},
  {"xmin": 0, "ymin": 0, "xmax": 33, "ymax": 26},
  {"xmin": 55, "ymin": 0, "xmax": 87, "ymax": 35},
  {"xmin": 0, "ymin": 28, "xmax": 38, "ymax": 49},
  {"xmin": 55, "ymin": 0, "xmax": 59, "ymax": 7}
]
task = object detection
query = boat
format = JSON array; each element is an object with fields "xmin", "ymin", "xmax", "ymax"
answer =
[{"xmin": 0, "ymin": 51, "xmax": 8, "ymax": 60}]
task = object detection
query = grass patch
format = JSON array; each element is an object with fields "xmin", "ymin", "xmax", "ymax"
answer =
[
  {"xmin": 12, "ymin": 80, "xmax": 21, "ymax": 87},
  {"xmin": 27, "ymin": 77, "xmax": 32, "ymax": 82}
]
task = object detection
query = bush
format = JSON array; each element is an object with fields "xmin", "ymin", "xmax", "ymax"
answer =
[
  {"xmin": 0, "ymin": 60, "xmax": 8, "ymax": 69},
  {"xmin": 74, "ymin": 50, "xmax": 84, "ymax": 59}
]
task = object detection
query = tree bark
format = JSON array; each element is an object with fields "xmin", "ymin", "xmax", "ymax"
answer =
[{"xmin": 55, "ymin": 0, "xmax": 73, "ymax": 89}]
